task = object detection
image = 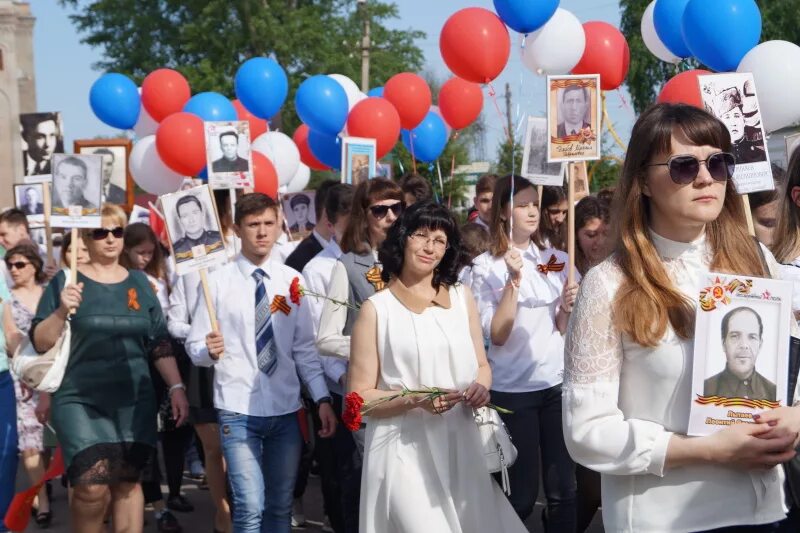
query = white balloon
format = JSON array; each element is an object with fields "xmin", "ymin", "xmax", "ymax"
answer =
[
  {"xmin": 641, "ymin": 1, "xmax": 680, "ymax": 64},
  {"xmin": 133, "ymin": 104, "xmax": 159, "ymax": 138},
  {"xmin": 522, "ymin": 9, "xmax": 586, "ymax": 76},
  {"xmin": 738, "ymin": 40, "xmax": 800, "ymax": 133},
  {"xmin": 285, "ymin": 163, "xmax": 311, "ymax": 194},
  {"xmin": 128, "ymin": 135, "xmax": 184, "ymax": 195},
  {"xmin": 251, "ymin": 131, "xmax": 301, "ymax": 186},
  {"xmin": 329, "ymin": 74, "xmax": 363, "ymax": 111}
]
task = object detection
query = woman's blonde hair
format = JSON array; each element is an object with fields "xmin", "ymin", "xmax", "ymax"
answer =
[
  {"xmin": 611, "ymin": 103, "xmax": 766, "ymax": 347},
  {"xmin": 81, "ymin": 203, "xmax": 127, "ymax": 241},
  {"xmin": 771, "ymin": 150, "xmax": 800, "ymax": 262}
]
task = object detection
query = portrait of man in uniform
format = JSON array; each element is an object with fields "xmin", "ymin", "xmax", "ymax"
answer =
[
  {"xmin": 51, "ymin": 155, "xmax": 100, "ymax": 213},
  {"xmin": 171, "ymin": 194, "xmax": 224, "ymax": 263},
  {"xmin": 712, "ymin": 86, "xmax": 767, "ymax": 165}
]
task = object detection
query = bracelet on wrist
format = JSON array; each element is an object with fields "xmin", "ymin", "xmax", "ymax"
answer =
[{"xmin": 168, "ymin": 383, "xmax": 186, "ymax": 396}]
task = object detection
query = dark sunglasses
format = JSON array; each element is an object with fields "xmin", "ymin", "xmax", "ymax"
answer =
[
  {"xmin": 6, "ymin": 261, "xmax": 30, "ymax": 271},
  {"xmin": 91, "ymin": 227, "xmax": 124, "ymax": 241},
  {"xmin": 368, "ymin": 202, "xmax": 404, "ymax": 219},
  {"xmin": 646, "ymin": 152, "xmax": 735, "ymax": 185}
]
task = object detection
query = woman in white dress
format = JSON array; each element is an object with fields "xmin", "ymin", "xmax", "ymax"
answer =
[
  {"xmin": 563, "ymin": 102, "xmax": 800, "ymax": 532},
  {"xmin": 348, "ymin": 202, "xmax": 526, "ymax": 533}
]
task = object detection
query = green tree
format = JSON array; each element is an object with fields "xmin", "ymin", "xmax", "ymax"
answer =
[
  {"xmin": 620, "ymin": 0, "xmax": 800, "ymax": 114},
  {"xmin": 60, "ymin": 0, "xmax": 424, "ymax": 133},
  {"xmin": 493, "ymin": 139, "xmax": 523, "ymax": 176}
]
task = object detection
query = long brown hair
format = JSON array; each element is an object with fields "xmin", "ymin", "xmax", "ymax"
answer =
[
  {"xmin": 772, "ymin": 151, "xmax": 800, "ymax": 262},
  {"xmin": 612, "ymin": 103, "xmax": 766, "ymax": 347},
  {"xmin": 488, "ymin": 175, "xmax": 544, "ymax": 257},
  {"xmin": 340, "ymin": 178, "xmax": 403, "ymax": 255},
  {"xmin": 539, "ymin": 185, "xmax": 567, "ymax": 251},
  {"xmin": 574, "ymin": 195, "xmax": 610, "ymax": 276},
  {"xmin": 121, "ymin": 222, "xmax": 168, "ymax": 283}
]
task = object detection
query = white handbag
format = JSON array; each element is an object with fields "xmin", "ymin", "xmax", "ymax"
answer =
[
  {"xmin": 10, "ymin": 269, "xmax": 72, "ymax": 393},
  {"xmin": 474, "ymin": 406, "xmax": 517, "ymax": 495}
]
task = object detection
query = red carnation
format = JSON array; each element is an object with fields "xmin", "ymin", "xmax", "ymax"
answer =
[
  {"xmin": 289, "ymin": 276, "xmax": 303, "ymax": 306},
  {"xmin": 343, "ymin": 392, "xmax": 365, "ymax": 432}
]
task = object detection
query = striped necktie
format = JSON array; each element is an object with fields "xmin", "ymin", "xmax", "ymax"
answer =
[{"xmin": 253, "ymin": 268, "xmax": 278, "ymax": 375}]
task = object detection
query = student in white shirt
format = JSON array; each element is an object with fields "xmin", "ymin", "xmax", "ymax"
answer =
[
  {"xmin": 564, "ymin": 103, "xmax": 800, "ymax": 532},
  {"xmin": 186, "ymin": 193, "xmax": 337, "ymax": 533},
  {"xmin": 470, "ymin": 174, "xmax": 497, "ymax": 231},
  {"xmin": 470, "ymin": 175, "xmax": 578, "ymax": 529}
]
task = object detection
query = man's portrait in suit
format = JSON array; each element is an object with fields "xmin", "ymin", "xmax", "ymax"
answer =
[
  {"xmin": 704, "ymin": 306, "xmax": 776, "ymax": 402},
  {"xmin": 91, "ymin": 147, "xmax": 127, "ymax": 205},
  {"xmin": 51, "ymin": 154, "xmax": 101, "ymax": 214},
  {"xmin": 20, "ymin": 112, "xmax": 64, "ymax": 177},
  {"xmin": 14, "ymin": 184, "xmax": 44, "ymax": 217},
  {"xmin": 556, "ymin": 85, "xmax": 591, "ymax": 139},
  {"xmin": 211, "ymin": 131, "xmax": 250, "ymax": 173}
]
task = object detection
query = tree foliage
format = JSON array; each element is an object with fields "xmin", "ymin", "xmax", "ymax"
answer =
[
  {"xmin": 60, "ymin": 0, "xmax": 425, "ymax": 133},
  {"xmin": 620, "ymin": 0, "xmax": 800, "ymax": 114}
]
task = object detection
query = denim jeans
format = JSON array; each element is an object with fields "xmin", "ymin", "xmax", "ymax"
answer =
[
  {"xmin": 0, "ymin": 371, "xmax": 18, "ymax": 532},
  {"xmin": 218, "ymin": 410, "xmax": 302, "ymax": 533},
  {"xmin": 492, "ymin": 385, "xmax": 577, "ymax": 532}
]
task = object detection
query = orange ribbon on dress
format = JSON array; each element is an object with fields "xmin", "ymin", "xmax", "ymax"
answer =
[
  {"xmin": 365, "ymin": 266, "xmax": 386, "ymax": 291},
  {"xmin": 128, "ymin": 288, "xmax": 140, "ymax": 311},
  {"xmin": 271, "ymin": 295, "xmax": 291, "ymax": 315},
  {"xmin": 537, "ymin": 254, "xmax": 565, "ymax": 274}
]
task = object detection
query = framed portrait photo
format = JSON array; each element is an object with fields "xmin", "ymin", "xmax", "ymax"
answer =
[
  {"xmin": 205, "ymin": 121, "xmax": 254, "ymax": 190},
  {"xmin": 341, "ymin": 137, "xmax": 377, "ymax": 185},
  {"xmin": 160, "ymin": 184, "xmax": 227, "ymax": 276},
  {"xmin": 49, "ymin": 153, "xmax": 103, "ymax": 229},
  {"xmin": 698, "ymin": 72, "xmax": 772, "ymax": 194},
  {"xmin": 687, "ymin": 272, "xmax": 794, "ymax": 436},
  {"xmin": 13, "ymin": 183, "xmax": 45, "ymax": 225},
  {"xmin": 521, "ymin": 116, "xmax": 566, "ymax": 186},
  {"xmin": 282, "ymin": 190, "xmax": 317, "ymax": 241},
  {"xmin": 20, "ymin": 111, "xmax": 64, "ymax": 180},
  {"xmin": 546, "ymin": 75, "xmax": 601, "ymax": 163},
  {"xmin": 74, "ymin": 138, "xmax": 134, "ymax": 211},
  {"xmin": 567, "ymin": 161, "xmax": 590, "ymax": 202}
]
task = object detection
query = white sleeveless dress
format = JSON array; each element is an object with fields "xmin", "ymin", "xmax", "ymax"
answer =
[{"xmin": 360, "ymin": 284, "xmax": 527, "ymax": 533}]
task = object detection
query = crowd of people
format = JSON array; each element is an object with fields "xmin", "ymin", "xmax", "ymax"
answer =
[{"xmin": 2, "ymin": 101, "xmax": 800, "ymax": 533}]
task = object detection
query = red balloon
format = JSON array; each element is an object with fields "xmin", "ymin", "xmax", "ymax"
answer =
[
  {"xmin": 252, "ymin": 152, "xmax": 279, "ymax": 200},
  {"xmin": 383, "ymin": 73, "xmax": 432, "ymax": 130},
  {"xmin": 293, "ymin": 124, "xmax": 328, "ymax": 171},
  {"xmin": 141, "ymin": 68, "xmax": 191, "ymax": 122},
  {"xmin": 657, "ymin": 69, "xmax": 712, "ymax": 109},
  {"xmin": 440, "ymin": 8, "xmax": 510, "ymax": 84},
  {"xmin": 438, "ymin": 77, "xmax": 483, "ymax": 130},
  {"xmin": 346, "ymin": 98, "xmax": 401, "ymax": 158},
  {"xmin": 571, "ymin": 22, "xmax": 630, "ymax": 91},
  {"xmin": 232, "ymin": 99, "xmax": 269, "ymax": 140},
  {"xmin": 155, "ymin": 112, "xmax": 206, "ymax": 176}
]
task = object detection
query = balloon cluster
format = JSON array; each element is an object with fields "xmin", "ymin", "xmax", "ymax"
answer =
[
  {"xmin": 439, "ymin": 3, "xmax": 630, "ymax": 93},
  {"xmin": 644, "ymin": 0, "xmax": 800, "ymax": 132}
]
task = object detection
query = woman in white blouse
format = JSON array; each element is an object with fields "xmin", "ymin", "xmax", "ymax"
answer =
[
  {"xmin": 470, "ymin": 175, "xmax": 579, "ymax": 530},
  {"xmin": 564, "ymin": 102, "xmax": 800, "ymax": 532}
]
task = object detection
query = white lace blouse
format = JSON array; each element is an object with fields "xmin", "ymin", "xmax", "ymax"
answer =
[{"xmin": 563, "ymin": 231, "xmax": 788, "ymax": 532}]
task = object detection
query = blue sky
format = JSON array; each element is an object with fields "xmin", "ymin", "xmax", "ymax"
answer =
[{"xmin": 30, "ymin": 0, "xmax": 634, "ymax": 160}]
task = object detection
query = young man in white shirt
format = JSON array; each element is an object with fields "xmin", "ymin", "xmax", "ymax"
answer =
[
  {"xmin": 471, "ymin": 174, "xmax": 496, "ymax": 230},
  {"xmin": 186, "ymin": 193, "xmax": 337, "ymax": 533}
]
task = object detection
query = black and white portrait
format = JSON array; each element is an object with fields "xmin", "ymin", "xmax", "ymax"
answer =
[
  {"xmin": 160, "ymin": 185, "xmax": 227, "ymax": 275},
  {"xmin": 556, "ymin": 86, "xmax": 591, "ymax": 139},
  {"xmin": 205, "ymin": 121, "xmax": 253, "ymax": 189},
  {"xmin": 14, "ymin": 184, "xmax": 45, "ymax": 225},
  {"xmin": 282, "ymin": 191, "xmax": 316, "ymax": 239},
  {"xmin": 20, "ymin": 112, "xmax": 64, "ymax": 177},
  {"xmin": 86, "ymin": 147, "xmax": 126, "ymax": 204},
  {"xmin": 546, "ymin": 75, "xmax": 601, "ymax": 163},
  {"xmin": 521, "ymin": 116, "xmax": 565, "ymax": 185},
  {"xmin": 49, "ymin": 154, "xmax": 103, "ymax": 229}
]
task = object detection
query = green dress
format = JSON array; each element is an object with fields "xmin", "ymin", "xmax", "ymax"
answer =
[{"xmin": 31, "ymin": 269, "xmax": 171, "ymax": 485}]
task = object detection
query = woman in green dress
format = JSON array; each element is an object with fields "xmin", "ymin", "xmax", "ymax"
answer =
[{"xmin": 30, "ymin": 204, "xmax": 189, "ymax": 533}]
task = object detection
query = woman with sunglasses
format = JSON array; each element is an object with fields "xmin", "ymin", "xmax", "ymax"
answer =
[
  {"xmin": 316, "ymin": 177, "xmax": 402, "ymax": 531},
  {"xmin": 2, "ymin": 243, "xmax": 51, "ymax": 528},
  {"xmin": 30, "ymin": 204, "xmax": 189, "ymax": 533},
  {"xmin": 469, "ymin": 175, "xmax": 578, "ymax": 530},
  {"xmin": 563, "ymin": 103, "xmax": 798, "ymax": 532}
]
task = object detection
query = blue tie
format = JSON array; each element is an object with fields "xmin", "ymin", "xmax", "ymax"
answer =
[{"xmin": 253, "ymin": 268, "xmax": 278, "ymax": 375}]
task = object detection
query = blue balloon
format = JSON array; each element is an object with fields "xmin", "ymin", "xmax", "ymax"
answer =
[
  {"xmin": 367, "ymin": 86, "xmax": 384, "ymax": 98},
  {"xmin": 402, "ymin": 112, "xmax": 448, "ymax": 163},
  {"xmin": 183, "ymin": 92, "xmax": 237, "ymax": 122},
  {"xmin": 493, "ymin": 0, "xmax": 559, "ymax": 34},
  {"xmin": 682, "ymin": 0, "xmax": 761, "ymax": 72},
  {"xmin": 295, "ymin": 75, "xmax": 348, "ymax": 137},
  {"xmin": 198, "ymin": 167, "xmax": 208, "ymax": 180},
  {"xmin": 308, "ymin": 129, "xmax": 342, "ymax": 169},
  {"xmin": 89, "ymin": 73, "xmax": 140, "ymax": 130},
  {"xmin": 234, "ymin": 58, "xmax": 289, "ymax": 119},
  {"xmin": 654, "ymin": 0, "xmax": 692, "ymax": 58}
]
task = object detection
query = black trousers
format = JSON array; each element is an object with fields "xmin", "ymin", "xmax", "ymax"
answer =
[
  {"xmin": 331, "ymin": 392, "xmax": 362, "ymax": 533},
  {"xmin": 492, "ymin": 385, "xmax": 576, "ymax": 532},
  {"xmin": 141, "ymin": 425, "xmax": 193, "ymax": 504}
]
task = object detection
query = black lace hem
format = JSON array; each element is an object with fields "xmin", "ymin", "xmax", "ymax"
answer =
[
  {"xmin": 67, "ymin": 442, "xmax": 154, "ymax": 486},
  {"xmin": 150, "ymin": 338, "xmax": 173, "ymax": 361}
]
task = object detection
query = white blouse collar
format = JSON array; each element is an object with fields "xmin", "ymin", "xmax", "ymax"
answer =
[{"xmin": 649, "ymin": 228, "xmax": 707, "ymax": 261}]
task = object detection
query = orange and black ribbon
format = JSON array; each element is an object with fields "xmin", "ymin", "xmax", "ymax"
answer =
[
  {"xmin": 128, "ymin": 288, "xmax": 140, "ymax": 311},
  {"xmin": 695, "ymin": 394, "xmax": 780, "ymax": 410},
  {"xmin": 271, "ymin": 295, "xmax": 291, "ymax": 315},
  {"xmin": 365, "ymin": 265, "xmax": 386, "ymax": 291},
  {"xmin": 537, "ymin": 254, "xmax": 565, "ymax": 274}
]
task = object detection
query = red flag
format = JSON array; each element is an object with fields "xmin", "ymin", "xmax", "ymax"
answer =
[{"xmin": 4, "ymin": 448, "xmax": 64, "ymax": 531}]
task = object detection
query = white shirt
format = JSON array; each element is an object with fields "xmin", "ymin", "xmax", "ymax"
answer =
[
  {"xmin": 272, "ymin": 231, "xmax": 300, "ymax": 264},
  {"xmin": 778, "ymin": 256, "xmax": 800, "ymax": 314},
  {"xmin": 185, "ymin": 254, "xmax": 329, "ymax": 417},
  {"xmin": 563, "ymin": 231, "xmax": 789, "ymax": 532},
  {"xmin": 302, "ymin": 241, "xmax": 348, "ymax": 394},
  {"xmin": 470, "ymin": 244, "xmax": 568, "ymax": 392}
]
